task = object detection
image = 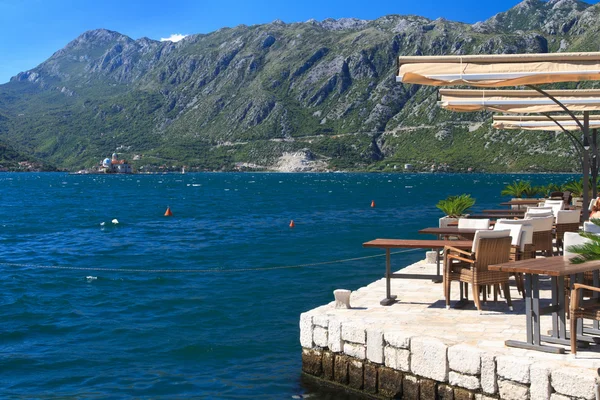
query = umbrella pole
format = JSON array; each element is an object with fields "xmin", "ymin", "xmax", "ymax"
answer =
[
  {"xmin": 583, "ymin": 112, "xmax": 590, "ymax": 221},
  {"xmin": 593, "ymin": 129, "xmax": 598, "ymax": 200}
]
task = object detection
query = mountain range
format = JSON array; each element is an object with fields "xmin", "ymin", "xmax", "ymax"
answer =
[{"xmin": 1, "ymin": 0, "xmax": 600, "ymax": 173}]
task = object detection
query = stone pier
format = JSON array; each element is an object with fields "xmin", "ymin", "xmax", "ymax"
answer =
[{"xmin": 300, "ymin": 259, "xmax": 600, "ymax": 399}]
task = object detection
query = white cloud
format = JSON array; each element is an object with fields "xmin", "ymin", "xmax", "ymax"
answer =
[{"xmin": 160, "ymin": 33, "xmax": 188, "ymax": 42}]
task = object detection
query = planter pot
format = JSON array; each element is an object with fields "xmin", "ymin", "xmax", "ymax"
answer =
[{"xmin": 439, "ymin": 216, "xmax": 458, "ymax": 228}]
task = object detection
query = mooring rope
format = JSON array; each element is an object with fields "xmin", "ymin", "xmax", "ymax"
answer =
[{"xmin": 0, "ymin": 248, "xmax": 422, "ymax": 273}]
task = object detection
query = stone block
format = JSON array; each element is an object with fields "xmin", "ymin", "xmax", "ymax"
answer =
[
  {"xmin": 301, "ymin": 348, "xmax": 323, "ymax": 377},
  {"xmin": 327, "ymin": 318, "xmax": 343, "ymax": 353},
  {"xmin": 550, "ymin": 394, "xmax": 572, "ymax": 400},
  {"xmin": 334, "ymin": 289, "xmax": 352, "ymax": 309},
  {"xmin": 437, "ymin": 384, "xmax": 454, "ymax": 400},
  {"xmin": 385, "ymin": 330, "xmax": 412, "ymax": 349},
  {"xmin": 403, "ymin": 375, "xmax": 420, "ymax": 400},
  {"xmin": 322, "ymin": 351, "xmax": 334, "ymax": 381},
  {"xmin": 344, "ymin": 342, "xmax": 366, "ymax": 359},
  {"xmin": 420, "ymin": 378, "xmax": 436, "ymax": 400},
  {"xmin": 551, "ymin": 367, "xmax": 597, "ymax": 400},
  {"xmin": 448, "ymin": 344, "xmax": 482, "ymax": 375},
  {"xmin": 364, "ymin": 363, "xmax": 378, "ymax": 394},
  {"xmin": 474, "ymin": 395, "xmax": 496, "ymax": 400},
  {"xmin": 530, "ymin": 363, "xmax": 551, "ymax": 400},
  {"xmin": 480, "ymin": 354, "xmax": 497, "ymax": 394},
  {"xmin": 342, "ymin": 322, "xmax": 366, "ymax": 344},
  {"xmin": 498, "ymin": 379, "xmax": 529, "ymax": 400},
  {"xmin": 449, "ymin": 371, "xmax": 480, "ymax": 391},
  {"xmin": 496, "ymin": 355, "xmax": 531, "ymax": 384},
  {"xmin": 384, "ymin": 345, "xmax": 411, "ymax": 372},
  {"xmin": 348, "ymin": 359, "xmax": 364, "ymax": 390},
  {"xmin": 367, "ymin": 329, "xmax": 384, "ymax": 364},
  {"xmin": 410, "ymin": 336, "xmax": 449, "ymax": 382},
  {"xmin": 312, "ymin": 314, "xmax": 329, "ymax": 328},
  {"xmin": 299, "ymin": 313, "xmax": 313, "ymax": 348},
  {"xmin": 313, "ymin": 326, "xmax": 328, "ymax": 348},
  {"xmin": 378, "ymin": 366, "xmax": 403, "ymax": 398},
  {"xmin": 334, "ymin": 354, "xmax": 350, "ymax": 385},
  {"xmin": 426, "ymin": 250, "xmax": 437, "ymax": 264},
  {"xmin": 454, "ymin": 388, "xmax": 475, "ymax": 400}
]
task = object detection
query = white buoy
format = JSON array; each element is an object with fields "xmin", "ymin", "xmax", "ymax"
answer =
[{"xmin": 112, "ymin": 219, "xmax": 119, "ymax": 224}]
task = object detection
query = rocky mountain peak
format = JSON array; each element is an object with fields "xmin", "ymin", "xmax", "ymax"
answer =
[{"xmin": 474, "ymin": 0, "xmax": 591, "ymax": 34}]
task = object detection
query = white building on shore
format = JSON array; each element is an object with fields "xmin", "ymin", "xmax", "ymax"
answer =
[{"xmin": 100, "ymin": 153, "xmax": 133, "ymax": 174}]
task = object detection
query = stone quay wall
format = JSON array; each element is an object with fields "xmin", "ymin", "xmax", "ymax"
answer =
[{"xmin": 300, "ymin": 313, "xmax": 599, "ymax": 400}]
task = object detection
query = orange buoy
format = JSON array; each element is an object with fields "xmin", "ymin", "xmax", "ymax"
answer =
[
  {"xmin": 371, "ymin": 200, "xmax": 375, "ymax": 208},
  {"xmin": 164, "ymin": 206, "xmax": 173, "ymax": 217},
  {"xmin": 289, "ymin": 220, "xmax": 295, "ymax": 228}
]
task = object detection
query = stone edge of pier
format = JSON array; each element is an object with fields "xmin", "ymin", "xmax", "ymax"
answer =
[{"xmin": 299, "ymin": 260, "xmax": 600, "ymax": 400}]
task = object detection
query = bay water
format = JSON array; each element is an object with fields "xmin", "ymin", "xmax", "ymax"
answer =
[{"xmin": 0, "ymin": 172, "xmax": 576, "ymax": 398}]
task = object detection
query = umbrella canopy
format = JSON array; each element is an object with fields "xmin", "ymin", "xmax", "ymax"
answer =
[
  {"xmin": 492, "ymin": 115, "xmax": 600, "ymax": 131},
  {"xmin": 438, "ymin": 89, "xmax": 600, "ymax": 113},
  {"xmin": 397, "ymin": 52, "xmax": 600, "ymax": 87}
]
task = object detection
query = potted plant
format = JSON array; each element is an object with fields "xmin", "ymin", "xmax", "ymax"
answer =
[
  {"xmin": 436, "ymin": 194, "xmax": 476, "ymax": 228},
  {"xmin": 501, "ymin": 181, "xmax": 530, "ymax": 199},
  {"xmin": 522, "ymin": 184, "xmax": 544, "ymax": 199},
  {"xmin": 563, "ymin": 179, "xmax": 585, "ymax": 208}
]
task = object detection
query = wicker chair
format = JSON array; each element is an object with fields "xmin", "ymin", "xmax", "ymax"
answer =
[
  {"xmin": 543, "ymin": 199, "xmax": 565, "ymax": 217},
  {"xmin": 495, "ymin": 220, "xmax": 534, "ymax": 296},
  {"xmin": 444, "ymin": 229, "xmax": 513, "ymax": 312},
  {"xmin": 555, "ymin": 210, "xmax": 582, "ymax": 254},
  {"xmin": 524, "ymin": 207, "xmax": 554, "ymax": 219},
  {"xmin": 562, "ymin": 191, "xmax": 572, "ymax": 206},
  {"xmin": 526, "ymin": 216, "xmax": 554, "ymax": 257},
  {"xmin": 569, "ymin": 283, "xmax": 600, "ymax": 355}
]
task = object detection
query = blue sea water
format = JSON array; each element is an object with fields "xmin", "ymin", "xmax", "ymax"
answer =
[{"xmin": 0, "ymin": 172, "xmax": 577, "ymax": 398}]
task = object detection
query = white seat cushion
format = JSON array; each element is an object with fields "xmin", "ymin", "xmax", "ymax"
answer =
[
  {"xmin": 523, "ymin": 216, "xmax": 554, "ymax": 232},
  {"xmin": 493, "ymin": 222, "xmax": 523, "ymax": 247},
  {"xmin": 583, "ymin": 221, "xmax": 600, "ymax": 234},
  {"xmin": 563, "ymin": 232, "xmax": 591, "ymax": 260},
  {"xmin": 458, "ymin": 218, "xmax": 490, "ymax": 230},
  {"xmin": 471, "ymin": 229, "xmax": 510, "ymax": 253},
  {"xmin": 495, "ymin": 219, "xmax": 533, "ymax": 250},
  {"xmin": 556, "ymin": 210, "xmax": 580, "ymax": 224}
]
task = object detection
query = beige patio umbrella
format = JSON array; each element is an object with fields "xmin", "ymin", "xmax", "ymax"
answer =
[
  {"xmin": 438, "ymin": 89, "xmax": 600, "ymax": 114},
  {"xmin": 492, "ymin": 115, "xmax": 600, "ymax": 131},
  {"xmin": 397, "ymin": 52, "xmax": 600, "ymax": 87},
  {"xmin": 396, "ymin": 52, "xmax": 600, "ymax": 219},
  {"xmin": 492, "ymin": 114, "xmax": 600, "ymax": 198},
  {"xmin": 435, "ymin": 88, "xmax": 600, "ymax": 207}
]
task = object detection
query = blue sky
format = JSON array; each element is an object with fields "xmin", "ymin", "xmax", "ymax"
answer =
[{"xmin": 0, "ymin": 0, "xmax": 593, "ymax": 84}]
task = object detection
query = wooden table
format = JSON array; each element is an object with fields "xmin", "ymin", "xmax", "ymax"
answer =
[
  {"xmin": 500, "ymin": 199, "xmax": 544, "ymax": 209},
  {"xmin": 490, "ymin": 257, "xmax": 600, "ymax": 354},
  {"xmin": 467, "ymin": 213, "xmax": 528, "ymax": 219},
  {"xmin": 363, "ymin": 239, "xmax": 472, "ymax": 306},
  {"xmin": 482, "ymin": 209, "xmax": 525, "ymax": 215},
  {"xmin": 418, "ymin": 227, "xmax": 480, "ymax": 241}
]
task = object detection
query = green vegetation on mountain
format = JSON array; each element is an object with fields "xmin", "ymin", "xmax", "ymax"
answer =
[{"xmin": 1, "ymin": 0, "xmax": 600, "ymax": 172}]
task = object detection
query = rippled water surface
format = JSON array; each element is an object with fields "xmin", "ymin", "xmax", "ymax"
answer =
[{"xmin": 0, "ymin": 172, "xmax": 576, "ymax": 398}]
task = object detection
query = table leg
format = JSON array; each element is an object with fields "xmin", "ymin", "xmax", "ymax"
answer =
[
  {"xmin": 380, "ymin": 248, "xmax": 397, "ymax": 306},
  {"xmin": 433, "ymin": 247, "xmax": 442, "ymax": 283},
  {"xmin": 551, "ymin": 276, "xmax": 559, "ymax": 337},
  {"xmin": 505, "ymin": 273, "xmax": 564, "ymax": 354},
  {"xmin": 532, "ymin": 275, "xmax": 541, "ymax": 346},
  {"xmin": 594, "ymin": 270, "xmax": 599, "ymax": 331},
  {"xmin": 558, "ymin": 276, "xmax": 567, "ymax": 339}
]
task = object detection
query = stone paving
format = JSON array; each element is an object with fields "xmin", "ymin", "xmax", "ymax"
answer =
[{"xmin": 300, "ymin": 257, "xmax": 600, "ymax": 399}]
